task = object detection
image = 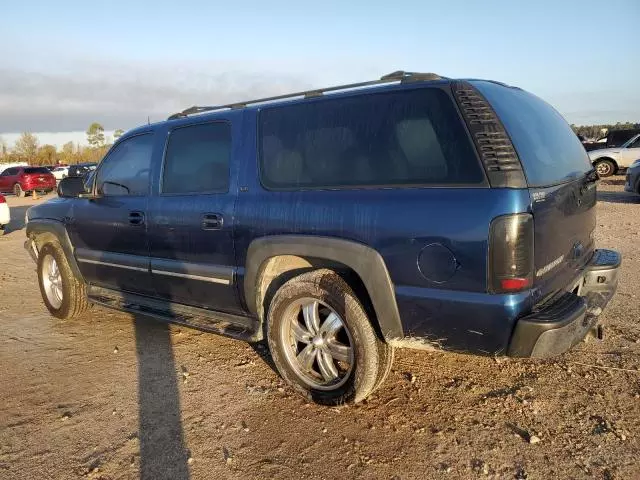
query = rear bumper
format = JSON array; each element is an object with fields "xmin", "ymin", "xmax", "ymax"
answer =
[
  {"xmin": 22, "ymin": 180, "xmax": 56, "ymax": 191},
  {"xmin": 507, "ymin": 249, "xmax": 620, "ymax": 358}
]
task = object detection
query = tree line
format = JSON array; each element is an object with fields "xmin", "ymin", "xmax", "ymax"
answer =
[
  {"xmin": 571, "ymin": 122, "xmax": 640, "ymax": 140},
  {"xmin": 0, "ymin": 123, "xmax": 124, "ymax": 166}
]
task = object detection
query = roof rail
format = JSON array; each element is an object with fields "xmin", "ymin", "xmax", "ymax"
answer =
[{"xmin": 167, "ymin": 70, "xmax": 444, "ymax": 120}]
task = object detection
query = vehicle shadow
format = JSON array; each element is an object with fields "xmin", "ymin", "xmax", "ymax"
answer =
[
  {"xmin": 133, "ymin": 313, "xmax": 190, "ymax": 480},
  {"xmin": 597, "ymin": 191, "xmax": 640, "ymax": 205},
  {"xmin": 5, "ymin": 205, "xmax": 30, "ymax": 233}
]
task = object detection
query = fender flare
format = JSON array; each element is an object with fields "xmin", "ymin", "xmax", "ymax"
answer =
[
  {"xmin": 26, "ymin": 219, "xmax": 84, "ymax": 281},
  {"xmin": 244, "ymin": 235, "xmax": 403, "ymax": 341}
]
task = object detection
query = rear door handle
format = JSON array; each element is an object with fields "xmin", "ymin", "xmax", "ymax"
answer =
[
  {"xmin": 129, "ymin": 211, "xmax": 145, "ymax": 226},
  {"xmin": 202, "ymin": 213, "xmax": 223, "ymax": 230}
]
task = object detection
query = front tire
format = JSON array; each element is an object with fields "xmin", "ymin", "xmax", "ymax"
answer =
[
  {"xmin": 267, "ymin": 269, "xmax": 394, "ymax": 405},
  {"xmin": 595, "ymin": 159, "xmax": 615, "ymax": 178},
  {"xmin": 13, "ymin": 183, "xmax": 25, "ymax": 198},
  {"xmin": 37, "ymin": 243, "xmax": 89, "ymax": 319}
]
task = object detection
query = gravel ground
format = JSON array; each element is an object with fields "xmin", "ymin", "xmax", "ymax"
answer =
[{"xmin": 0, "ymin": 181, "xmax": 639, "ymax": 480}]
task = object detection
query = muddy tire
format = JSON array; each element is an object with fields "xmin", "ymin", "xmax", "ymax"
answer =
[
  {"xmin": 266, "ymin": 269, "xmax": 394, "ymax": 405},
  {"xmin": 595, "ymin": 159, "xmax": 615, "ymax": 178},
  {"xmin": 37, "ymin": 242, "xmax": 88, "ymax": 320},
  {"xmin": 13, "ymin": 183, "xmax": 25, "ymax": 198}
]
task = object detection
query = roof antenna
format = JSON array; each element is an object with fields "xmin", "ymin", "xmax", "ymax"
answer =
[{"xmin": 147, "ymin": 116, "xmax": 150, "ymax": 125}]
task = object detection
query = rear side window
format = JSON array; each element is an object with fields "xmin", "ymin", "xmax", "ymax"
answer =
[
  {"xmin": 24, "ymin": 167, "xmax": 50, "ymax": 174},
  {"xmin": 259, "ymin": 88, "xmax": 484, "ymax": 189},
  {"xmin": 473, "ymin": 81, "xmax": 591, "ymax": 187},
  {"xmin": 162, "ymin": 122, "xmax": 231, "ymax": 194}
]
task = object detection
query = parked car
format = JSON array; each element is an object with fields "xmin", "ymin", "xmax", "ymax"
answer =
[
  {"xmin": 584, "ymin": 129, "xmax": 640, "ymax": 152},
  {"xmin": 0, "ymin": 166, "xmax": 57, "ymax": 197},
  {"xmin": 51, "ymin": 166, "xmax": 69, "ymax": 181},
  {"xmin": 25, "ymin": 71, "xmax": 620, "ymax": 405},
  {"xmin": 68, "ymin": 163, "xmax": 97, "ymax": 178},
  {"xmin": 624, "ymin": 159, "xmax": 640, "ymax": 196},
  {"xmin": 588, "ymin": 133, "xmax": 640, "ymax": 177},
  {"xmin": 0, "ymin": 194, "xmax": 9, "ymax": 235}
]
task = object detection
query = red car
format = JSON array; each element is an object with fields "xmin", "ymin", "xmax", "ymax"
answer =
[{"xmin": 0, "ymin": 166, "xmax": 57, "ymax": 197}]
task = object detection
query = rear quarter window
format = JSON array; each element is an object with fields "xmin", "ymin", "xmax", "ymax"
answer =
[
  {"xmin": 473, "ymin": 81, "xmax": 591, "ymax": 187},
  {"xmin": 259, "ymin": 87, "xmax": 485, "ymax": 189}
]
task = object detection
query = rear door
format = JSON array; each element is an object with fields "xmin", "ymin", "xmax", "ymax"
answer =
[
  {"xmin": 474, "ymin": 81, "xmax": 596, "ymax": 301},
  {"xmin": 147, "ymin": 118, "xmax": 242, "ymax": 314}
]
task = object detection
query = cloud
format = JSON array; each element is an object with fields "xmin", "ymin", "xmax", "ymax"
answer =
[{"xmin": 0, "ymin": 61, "xmax": 312, "ymax": 132}]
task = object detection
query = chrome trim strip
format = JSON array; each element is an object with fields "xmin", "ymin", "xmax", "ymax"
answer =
[
  {"xmin": 151, "ymin": 269, "xmax": 231, "ymax": 285},
  {"xmin": 77, "ymin": 258, "xmax": 149, "ymax": 273}
]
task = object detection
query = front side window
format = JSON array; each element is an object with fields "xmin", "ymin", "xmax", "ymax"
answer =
[
  {"xmin": 162, "ymin": 122, "xmax": 231, "ymax": 194},
  {"xmin": 0, "ymin": 168, "xmax": 16, "ymax": 176},
  {"xmin": 95, "ymin": 134, "xmax": 154, "ymax": 196},
  {"xmin": 259, "ymin": 88, "xmax": 484, "ymax": 189}
]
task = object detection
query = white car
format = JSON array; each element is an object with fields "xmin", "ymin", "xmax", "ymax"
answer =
[
  {"xmin": 589, "ymin": 133, "xmax": 640, "ymax": 177},
  {"xmin": 0, "ymin": 194, "xmax": 10, "ymax": 235},
  {"xmin": 51, "ymin": 166, "xmax": 69, "ymax": 181}
]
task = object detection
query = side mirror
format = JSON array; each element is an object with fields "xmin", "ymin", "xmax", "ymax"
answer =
[{"xmin": 57, "ymin": 176, "xmax": 89, "ymax": 198}]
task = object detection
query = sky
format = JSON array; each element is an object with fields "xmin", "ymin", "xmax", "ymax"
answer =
[{"xmin": 1, "ymin": 0, "xmax": 638, "ymax": 148}]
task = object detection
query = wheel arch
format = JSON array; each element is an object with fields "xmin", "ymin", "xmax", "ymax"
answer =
[
  {"xmin": 27, "ymin": 219, "xmax": 84, "ymax": 281},
  {"xmin": 244, "ymin": 236, "xmax": 403, "ymax": 342}
]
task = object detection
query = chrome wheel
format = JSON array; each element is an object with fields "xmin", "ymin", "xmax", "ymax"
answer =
[
  {"xmin": 280, "ymin": 298, "xmax": 354, "ymax": 390},
  {"xmin": 42, "ymin": 254, "xmax": 63, "ymax": 309},
  {"xmin": 596, "ymin": 161, "xmax": 613, "ymax": 177}
]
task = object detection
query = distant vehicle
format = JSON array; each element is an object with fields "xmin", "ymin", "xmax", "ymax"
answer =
[
  {"xmin": 588, "ymin": 133, "xmax": 640, "ymax": 177},
  {"xmin": 0, "ymin": 162, "xmax": 28, "ymax": 175},
  {"xmin": 584, "ymin": 129, "xmax": 640, "ymax": 152},
  {"xmin": 68, "ymin": 163, "xmax": 97, "ymax": 178},
  {"xmin": 0, "ymin": 194, "xmax": 9, "ymax": 235},
  {"xmin": 624, "ymin": 159, "xmax": 640, "ymax": 196},
  {"xmin": 0, "ymin": 166, "xmax": 57, "ymax": 197},
  {"xmin": 51, "ymin": 166, "xmax": 69, "ymax": 181},
  {"xmin": 27, "ymin": 71, "xmax": 620, "ymax": 405}
]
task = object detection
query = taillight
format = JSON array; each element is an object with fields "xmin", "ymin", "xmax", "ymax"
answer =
[
  {"xmin": 488, "ymin": 213, "xmax": 534, "ymax": 293},
  {"xmin": 0, "ymin": 195, "xmax": 5, "ymax": 204}
]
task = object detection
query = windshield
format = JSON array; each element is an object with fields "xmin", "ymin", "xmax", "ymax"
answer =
[
  {"xmin": 622, "ymin": 134, "xmax": 640, "ymax": 148},
  {"xmin": 472, "ymin": 81, "xmax": 591, "ymax": 187}
]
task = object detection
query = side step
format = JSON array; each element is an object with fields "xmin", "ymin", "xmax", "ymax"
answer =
[{"xmin": 88, "ymin": 285, "xmax": 262, "ymax": 342}]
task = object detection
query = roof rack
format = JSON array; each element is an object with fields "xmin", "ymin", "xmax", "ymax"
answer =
[{"xmin": 167, "ymin": 70, "xmax": 444, "ymax": 120}]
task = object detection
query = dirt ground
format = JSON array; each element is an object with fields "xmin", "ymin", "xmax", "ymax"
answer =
[{"xmin": 1, "ymin": 181, "xmax": 639, "ymax": 480}]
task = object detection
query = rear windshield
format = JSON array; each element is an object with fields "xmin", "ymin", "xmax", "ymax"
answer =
[
  {"xmin": 24, "ymin": 167, "xmax": 51, "ymax": 174},
  {"xmin": 259, "ymin": 88, "xmax": 485, "ymax": 189},
  {"xmin": 473, "ymin": 81, "xmax": 591, "ymax": 187}
]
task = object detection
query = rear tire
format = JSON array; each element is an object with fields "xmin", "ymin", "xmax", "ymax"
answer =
[
  {"xmin": 37, "ymin": 242, "xmax": 89, "ymax": 320},
  {"xmin": 595, "ymin": 159, "xmax": 615, "ymax": 178},
  {"xmin": 13, "ymin": 183, "xmax": 25, "ymax": 198},
  {"xmin": 266, "ymin": 269, "xmax": 394, "ymax": 405}
]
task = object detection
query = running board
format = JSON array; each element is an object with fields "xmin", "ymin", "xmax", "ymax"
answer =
[{"xmin": 87, "ymin": 285, "xmax": 262, "ymax": 342}]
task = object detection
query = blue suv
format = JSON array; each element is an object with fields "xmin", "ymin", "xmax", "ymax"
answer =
[{"xmin": 26, "ymin": 71, "xmax": 620, "ymax": 404}]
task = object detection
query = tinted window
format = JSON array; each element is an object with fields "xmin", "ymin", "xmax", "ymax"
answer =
[
  {"xmin": 96, "ymin": 134, "xmax": 153, "ymax": 196},
  {"xmin": 473, "ymin": 81, "xmax": 591, "ymax": 187},
  {"xmin": 627, "ymin": 136, "xmax": 640, "ymax": 149},
  {"xmin": 259, "ymin": 88, "xmax": 484, "ymax": 189},
  {"xmin": 162, "ymin": 122, "xmax": 231, "ymax": 194},
  {"xmin": 24, "ymin": 167, "xmax": 50, "ymax": 174},
  {"xmin": 0, "ymin": 168, "xmax": 17, "ymax": 176}
]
